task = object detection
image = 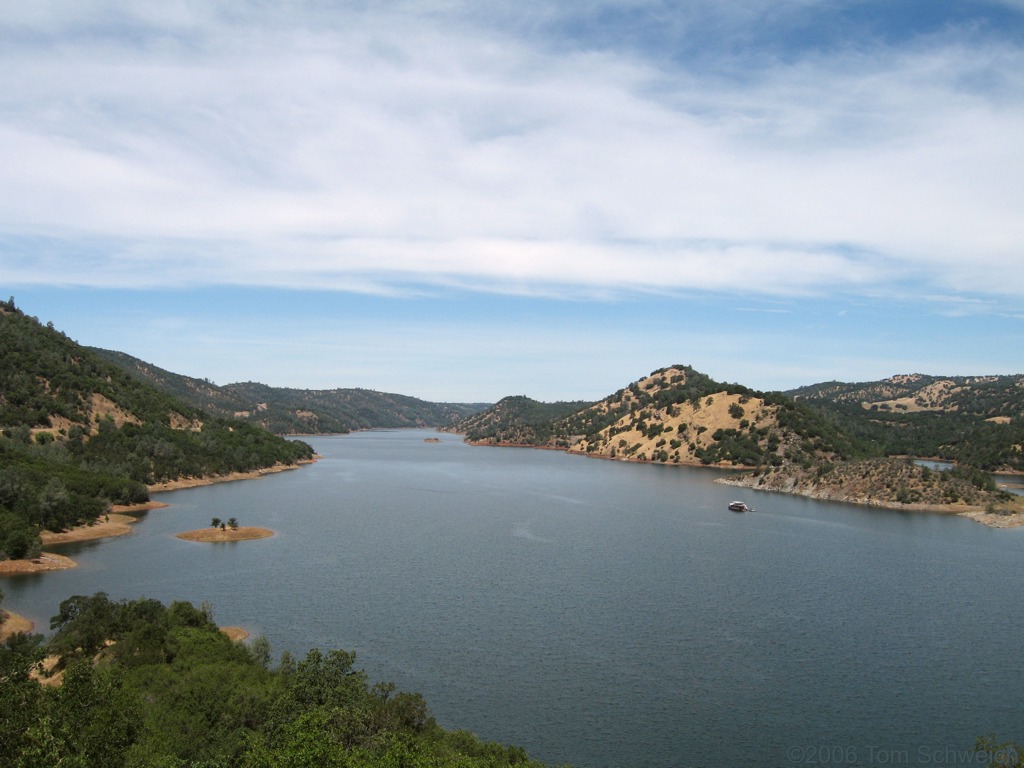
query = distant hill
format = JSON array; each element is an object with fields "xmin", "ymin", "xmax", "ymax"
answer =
[
  {"xmin": 449, "ymin": 365, "xmax": 1022, "ymax": 518},
  {"xmin": 452, "ymin": 365, "xmax": 869, "ymax": 467},
  {"xmin": 447, "ymin": 395, "xmax": 595, "ymax": 445},
  {"xmin": 0, "ymin": 300, "xmax": 313, "ymax": 560},
  {"xmin": 788, "ymin": 373, "xmax": 1024, "ymax": 471},
  {"xmin": 788, "ymin": 372, "xmax": 1024, "ymax": 419},
  {"xmin": 93, "ymin": 349, "xmax": 489, "ymax": 434}
]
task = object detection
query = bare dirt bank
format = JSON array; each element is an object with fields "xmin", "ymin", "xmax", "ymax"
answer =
[
  {"xmin": 0, "ymin": 610, "xmax": 35, "ymax": 639},
  {"xmin": 220, "ymin": 626, "xmax": 250, "ymax": 641},
  {"xmin": 1, "ymin": 462, "xmax": 311, "ymax": 577},
  {"xmin": 40, "ymin": 512, "xmax": 143, "ymax": 547},
  {"xmin": 0, "ymin": 552, "xmax": 77, "ymax": 575},
  {"xmin": 148, "ymin": 462, "xmax": 308, "ymax": 493},
  {"xmin": 716, "ymin": 473, "xmax": 1024, "ymax": 529},
  {"xmin": 176, "ymin": 527, "xmax": 275, "ymax": 542}
]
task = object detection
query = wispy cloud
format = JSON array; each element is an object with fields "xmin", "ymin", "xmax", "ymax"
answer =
[{"xmin": 1, "ymin": 1, "xmax": 1022, "ymax": 305}]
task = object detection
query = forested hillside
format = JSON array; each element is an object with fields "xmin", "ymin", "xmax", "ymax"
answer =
[
  {"xmin": 448, "ymin": 395, "xmax": 594, "ymax": 445},
  {"xmin": 789, "ymin": 373, "xmax": 1024, "ymax": 471},
  {"xmin": 94, "ymin": 349, "xmax": 488, "ymax": 434},
  {"xmin": 0, "ymin": 301, "xmax": 313, "ymax": 561},
  {"xmin": 0, "ymin": 592, "xmax": 548, "ymax": 768}
]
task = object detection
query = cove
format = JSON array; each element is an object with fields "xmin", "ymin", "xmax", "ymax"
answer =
[{"xmin": 5, "ymin": 429, "xmax": 1024, "ymax": 768}]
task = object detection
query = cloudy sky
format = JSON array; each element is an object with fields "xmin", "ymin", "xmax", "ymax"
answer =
[{"xmin": 2, "ymin": 1, "xmax": 1022, "ymax": 402}]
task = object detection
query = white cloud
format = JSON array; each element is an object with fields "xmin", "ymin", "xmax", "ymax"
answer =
[{"xmin": 1, "ymin": 1, "xmax": 1022, "ymax": 303}]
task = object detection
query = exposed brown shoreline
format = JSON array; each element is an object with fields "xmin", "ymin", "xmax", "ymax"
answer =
[
  {"xmin": 0, "ymin": 552, "xmax": 77, "ymax": 575},
  {"xmin": 715, "ymin": 474, "xmax": 1024, "ymax": 528},
  {"xmin": 148, "ymin": 462, "xmax": 306, "ymax": 492},
  {"xmin": 0, "ymin": 462, "xmax": 311, "ymax": 576},
  {"xmin": 465, "ymin": 437, "xmax": 1024, "ymax": 529},
  {"xmin": 176, "ymin": 527, "xmax": 275, "ymax": 542},
  {"xmin": 0, "ymin": 609, "xmax": 35, "ymax": 639}
]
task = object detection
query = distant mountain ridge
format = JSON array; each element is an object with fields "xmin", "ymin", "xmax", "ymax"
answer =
[{"xmin": 93, "ymin": 348, "xmax": 489, "ymax": 434}]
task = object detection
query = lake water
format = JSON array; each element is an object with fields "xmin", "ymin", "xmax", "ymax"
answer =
[{"xmin": 5, "ymin": 430, "xmax": 1024, "ymax": 768}]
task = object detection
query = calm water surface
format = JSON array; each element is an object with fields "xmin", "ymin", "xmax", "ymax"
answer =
[{"xmin": 5, "ymin": 430, "xmax": 1024, "ymax": 768}]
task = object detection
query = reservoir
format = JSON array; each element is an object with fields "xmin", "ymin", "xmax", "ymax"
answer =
[{"xmin": 5, "ymin": 430, "xmax": 1024, "ymax": 767}]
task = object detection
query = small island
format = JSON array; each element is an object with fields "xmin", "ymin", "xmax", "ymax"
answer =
[{"xmin": 176, "ymin": 527, "xmax": 275, "ymax": 542}]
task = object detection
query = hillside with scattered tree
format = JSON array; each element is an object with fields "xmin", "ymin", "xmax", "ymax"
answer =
[
  {"xmin": 0, "ymin": 300, "xmax": 313, "ymax": 562},
  {"xmin": 788, "ymin": 373, "xmax": 1024, "ymax": 472},
  {"xmin": 93, "ymin": 349, "xmax": 488, "ymax": 434},
  {"xmin": 452, "ymin": 365, "xmax": 870, "ymax": 468},
  {"xmin": 449, "ymin": 365, "xmax": 1022, "ymax": 519}
]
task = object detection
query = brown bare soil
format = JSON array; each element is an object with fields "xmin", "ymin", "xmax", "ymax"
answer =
[
  {"xmin": 220, "ymin": 626, "xmax": 250, "ymax": 641},
  {"xmin": 40, "ymin": 513, "xmax": 142, "ymax": 546},
  {"xmin": 0, "ymin": 610, "xmax": 35, "ymax": 640},
  {"xmin": 0, "ymin": 552, "xmax": 77, "ymax": 575},
  {"xmin": 148, "ymin": 463, "xmax": 303, "ymax": 493},
  {"xmin": 176, "ymin": 527, "xmax": 275, "ymax": 542}
]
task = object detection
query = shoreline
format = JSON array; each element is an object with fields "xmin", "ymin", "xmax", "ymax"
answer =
[
  {"xmin": 0, "ymin": 609, "xmax": 35, "ymax": 639},
  {"xmin": 176, "ymin": 526, "xmax": 276, "ymax": 542},
  {"xmin": 0, "ymin": 461, "xmax": 312, "ymax": 576},
  {"xmin": 715, "ymin": 475, "xmax": 1024, "ymax": 529},
  {"xmin": 148, "ymin": 462, "xmax": 307, "ymax": 493},
  {"xmin": 465, "ymin": 437, "xmax": 1024, "ymax": 529},
  {"xmin": 0, "ymin": 552, "xmax": 77, "ymax": 576}
]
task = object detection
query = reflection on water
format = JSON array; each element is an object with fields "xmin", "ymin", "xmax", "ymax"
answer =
[{"xmin": 5, "ymin": 430, "xmax": 1024, "ymax": 768}]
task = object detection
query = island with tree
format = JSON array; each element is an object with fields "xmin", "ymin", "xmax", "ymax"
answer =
[{"xmin": 176, "ymin": 517, "xmax": 275, "ymax": 542}]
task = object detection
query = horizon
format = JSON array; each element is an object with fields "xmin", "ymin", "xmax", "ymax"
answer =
[
  {"xmin": 6, "ymin": 295, "xmax": 1019, "ymax": 406},
  {"xmin": 2, "ymin": 1, "xmax": 1022, "ymax": 402}
]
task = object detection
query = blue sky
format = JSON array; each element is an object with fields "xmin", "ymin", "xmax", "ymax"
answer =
[{"xmin": 2, "ymin": 1, "xmax": 1022, "ymax": 402}]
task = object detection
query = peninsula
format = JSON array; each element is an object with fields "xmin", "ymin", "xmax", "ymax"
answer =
[{"xmin": 448, "ymin": 366, "xmax": 1024, "ymax": 528}]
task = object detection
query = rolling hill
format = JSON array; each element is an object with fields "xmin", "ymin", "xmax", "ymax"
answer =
[
  {"xmin": 450, "ymin": 364, "xmax": 1022, "ymax": 520},
  {"xmin": 93, "ymin": 349, "xmax": 488, "ymax": 434},
  {"xmin": 788, "ymin": 373, "xmax": 1024, "ymax": 471},
  {"xmin": 0, "ymin": 300, "xmax": 314, "ymax": 561},
  {"xmin": 453, "ymin": 365, "xmax": 868, "ymax": 468}
]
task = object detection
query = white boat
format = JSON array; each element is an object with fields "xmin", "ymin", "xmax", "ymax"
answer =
[{"xmin": 728, "ymin": 501, "xmax": 750, "ymax": 512}]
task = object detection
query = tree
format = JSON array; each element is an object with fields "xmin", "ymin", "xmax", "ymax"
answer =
[
  {"xmin": 228, "ymin": 517, "xmax": 239, "ymax": 530},
  {"xmin": 211, "ymin": 517, "xmax": 221, "ymax": 528}
]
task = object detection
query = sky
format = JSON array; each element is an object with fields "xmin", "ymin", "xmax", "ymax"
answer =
[{"xmin": 1, "ymin": 0, "xmax": 1022, "ymax": 403}]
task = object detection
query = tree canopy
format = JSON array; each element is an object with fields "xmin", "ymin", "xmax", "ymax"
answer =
[{"xmin": 0, "ymin": 592, "xmax": 550, "ymax": 768}]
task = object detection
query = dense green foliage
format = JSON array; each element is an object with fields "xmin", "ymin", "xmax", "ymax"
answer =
[
  {"xmin": 790, "ymin": 375, "xmax": 1024, "ymax": 471},
  {"xmin": 94, "ymin": 349, "xmax": 489, "ymax": 434},
  {"xmin": 0, "ymin": 592, "xmax": 550, "ymax": 768},
  {"xmin": 0, "ymin": 302, "xmax": 313, "ymax": 559},
  {"xmin": 452, "ymin": 396, "xmax": 595, "ymax": 445}
]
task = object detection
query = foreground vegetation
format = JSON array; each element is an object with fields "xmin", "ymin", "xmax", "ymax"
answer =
[
  {"xmin": 0, "ymin": 591, "xmax": 550, "ymax": 768},
  {"xmin": 0, "ymin": 301, "xmax": 313, "ymax": 561}
]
